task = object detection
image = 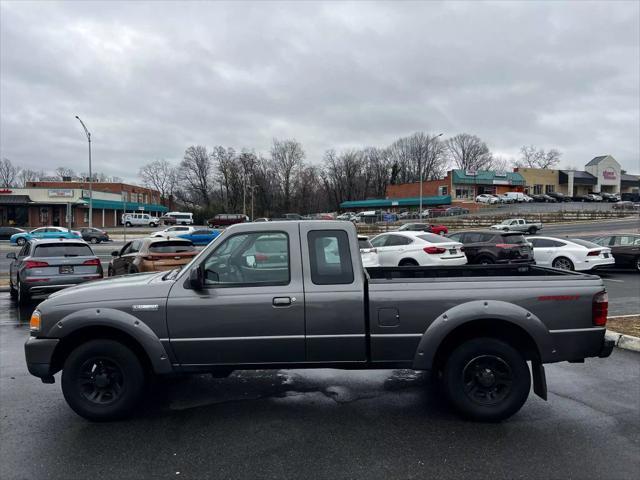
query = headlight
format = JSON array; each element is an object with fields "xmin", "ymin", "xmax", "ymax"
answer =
[{"xmin": 30, "ymin": 310, "xmax": 41, "ymax": 333}]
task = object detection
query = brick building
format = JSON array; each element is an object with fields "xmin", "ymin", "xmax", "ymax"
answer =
[{"xmin": 0, "ymin": 181, "xmax": 166, "ymax": 228}]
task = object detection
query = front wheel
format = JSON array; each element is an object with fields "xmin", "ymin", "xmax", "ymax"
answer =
[
  {"xmin": 528, "ymin": 227, "xmax": 537, "ymax": 235},
  {"xmin": 443, "ymin": 337, "xmax": 531, "ymax": 422},
  {"xmin": 90, "ymin": 237, "xmax": 98, "ymax": 244},
  {"xmin": 125, "ymin": 222, "xmax": 132, "ymax": 227},
  {"xmin": 61, "ymin": 339, "xmax": 146, "ymax": 421},
  {"xmin": 149, "ymin": 222, "xmax": 157, "ymax": 228}
]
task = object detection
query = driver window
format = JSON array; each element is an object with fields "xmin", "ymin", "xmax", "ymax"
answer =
[{"xmin": 202, "ymin": 232, "xmax": 290, "ymax": 286}]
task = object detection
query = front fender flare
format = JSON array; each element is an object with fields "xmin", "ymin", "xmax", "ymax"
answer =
[
  {"xmin": 412, "ymin": 300, "xmax": 551, "ymax": 370},
  {"xmin": 46, "ymin": 307, "xmax": 173, "ymax": 374}
]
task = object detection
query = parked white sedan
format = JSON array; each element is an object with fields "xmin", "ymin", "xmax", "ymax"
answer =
[
  {"xmin": 151, "ymin": 226, "xmax": 197, "ymax": 238},
  {"xmin": 369, "ymin": 231, "xmax": 466, "ymax": 267},
  {"xmin": 476, "ymin": 194, "xmax": 499, "ymax": 204},
  {"xmin": 358, "ymin": 236, "xmax": 380, "ymax": 267},
  {"xmin": 527, "ymin": 236, "xmax": 615, "ymax": 271}
]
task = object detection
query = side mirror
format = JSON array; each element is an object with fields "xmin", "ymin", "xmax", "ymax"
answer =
[
  {"xmin": 6, "ymin": 252, "xmax": 16, "ymax": 259},
  {"xmin": 111, "ymin": 250, "xmax": 119, "ymax": 257},
  {"xmin": 188, "ymin": 265, "xmax": 204, "ymax": 290}
]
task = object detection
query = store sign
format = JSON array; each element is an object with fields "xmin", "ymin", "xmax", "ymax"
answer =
[
  {"xmin": 602, "ymin": 169, "xmax": 617, "ymax": 180},
  {"xmin": 48, "ymin": 189, "xmax": 74, "ymax": 198},
  {"xmin": 465, "ymin": 170, "xmax": 477, "ymax": 176},
  {"xmin": 493, "ymin": 180, "xmax": 510, "ymax": 185},
  {"xmin": 494, "ymin": 171, "xmax": 507, "ymax": 177}
]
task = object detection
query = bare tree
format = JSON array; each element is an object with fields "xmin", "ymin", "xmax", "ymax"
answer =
[
  {"xmin": 138, "ymin": 160, "xmax": 178, "ymax": 202},
  {"xmin": 55, "ymin": 167, "xmax": 75, "ymax": 180},
  {"xmin": 270, "ymin": 138, "xmax": 305, "ymax": 212},
  {"xmin": 446, "ymin": 133, "xmax": 493, "ymax": 171},
  {"xmin": 17, "ymin": 168, "xmax": 45, "ymax": 187},
  {"xmin": 489, "ymin": 155, "xmax": 513, "ymax": 172},
  {"xmin": 179, "ymin": 145, "xmax": 213, "ymax": 208},
  {"xmin": 388, "ymin": 132, "xmax": 447, "ymax": 183},
  {"xmin": 213, "ymin": 146, "xmax": 241, "ymax": 212},
  {"xmin": 516, "ymin": 145, "xmax": 562, "ymax": 169},
  {"xmin": 0, "ymin": 158, "xmax": 20, "ymax": 187}
]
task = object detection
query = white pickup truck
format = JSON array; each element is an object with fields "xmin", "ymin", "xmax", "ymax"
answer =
[{"xmin": 490, "ymin": 218, "xmax": 542, "ymax": 234}]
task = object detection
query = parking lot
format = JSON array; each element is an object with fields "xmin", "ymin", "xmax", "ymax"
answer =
[{"xmin": 1, "ymin": 217, "xmax": 638, "ymax": 480}]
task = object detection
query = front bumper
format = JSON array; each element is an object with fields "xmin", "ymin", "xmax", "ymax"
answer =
[{"xmin": 24, "ymin": 337, "xmax": 59, "ymax": 379}]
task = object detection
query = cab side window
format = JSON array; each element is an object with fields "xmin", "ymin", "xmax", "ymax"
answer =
[{"xmin": 308, "ymin": 230, "xmax": 354, "ymax": 285}]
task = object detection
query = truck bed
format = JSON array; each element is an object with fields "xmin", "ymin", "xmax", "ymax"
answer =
[{"xmin": 366, "ymin": 264, "xmax": 587, "ymax": 280}]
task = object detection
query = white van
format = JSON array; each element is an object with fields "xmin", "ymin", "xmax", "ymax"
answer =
[
  {"xmin": 504, "ymin": 192, "xmax": 531, "ymax": 203},
  {"xmin": 165, "ymin": 211, "xmax": 194, "ymax": 225},
  {"xmin": 121, "ymin": 213, "xmax": 159, "ymax": 227}
]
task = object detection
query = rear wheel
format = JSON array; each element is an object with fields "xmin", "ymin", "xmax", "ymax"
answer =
[
  {"xmin": 635, "ymin": 256, "xmax": 640, "ymax": 272},
  {"xmin": 149, "ymin": 222, "xmax": 157, "ymax": 228},
  {"xmin": 399, "ymin": 259, "xmax": 419, "ymax": 267},
  {"xmin": 16, "ymin": 237, "xmax": 26, "ymax": 246},
  {"xmin": 527, "ymin": 227, "xmax": 537, "ymax": 235},
  {"xmin": 16, "ymin": 278, "xmax": 30, "ymax": 304},
  {"xmin": 477, "ymin": 256, "xmax": 494, "ymax": 265},
  {"xmin": 552, "ymin": 257, "xmax": 574, "ymax": 271},
  {"xmin": 107, "ymin": 266, "xmax": 114, "ymax": 277},
  {"xmin": 125, "ymin": 222, "xmax": 132, "ymax": 227},
  {"xmin": 61, "ymin": 339, "xmax": 146, "ymax": 421},
  {"xmin": 90, "ymin": 237, "xmax": 98, "ymax": 244},
  {"xmin": 443, "ymin": 337, "xmax": 531, "ymax": 422}
]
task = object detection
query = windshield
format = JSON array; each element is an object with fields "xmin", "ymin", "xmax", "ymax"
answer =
[
  {"xmin": 149, "ymin": 241, "xmax": 195, "ymax": 253},
  {"xmin": 33, "ymin": 244, "xmax": 94, "ymax": 257}
]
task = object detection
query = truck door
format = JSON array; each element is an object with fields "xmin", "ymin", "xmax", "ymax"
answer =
[
  {"xmin": 299, "ymin": 223, "xmax": 367, "ymax": 362},
  {"xmin": 166, "ymin": 222, "xmax": 305, "ymax": 366}
]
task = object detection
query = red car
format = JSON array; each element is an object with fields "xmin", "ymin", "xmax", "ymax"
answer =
[{"xmin": 397, "ymin": 223, "xmax": 448, "ymax": 236}]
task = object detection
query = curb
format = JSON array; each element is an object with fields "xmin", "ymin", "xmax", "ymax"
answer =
[{"xmin": 605, "ymin": 330, "xmax": 640, "ymax": 353}]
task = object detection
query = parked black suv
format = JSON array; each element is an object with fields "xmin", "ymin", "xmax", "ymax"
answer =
[
  {"xmin": 447, "ymin": 230, "xmax": 535, "ymax": 265},
  {"xmin": 547, "ymin": 192, "xmax": 570, "ymax": 202}
]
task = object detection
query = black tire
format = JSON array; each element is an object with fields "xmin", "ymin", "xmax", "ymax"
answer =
[
  {"xmin": 90, "ymin": 237, "xmax": 98, "ymax": 244},
  {"xmin": 16, "ymin": 237, "xmax": 26, "ymax": 246},
  {"xmin": 61, "ymin": 339, "xmax": 146, "ymax": 421},
  {"xmin": 149, "ymin": 222, "xmax": 157, "ymax": 228},
  {"xmin": 125, "ymin": 222, "xmax": 132, "ymax": 227},
  {"xmin": 635, "ymin": 256, "xmax": 640, "ymax": 273},
  {"xmin": 16, "ymin": 278, "xmax": 30, "ymax": 304},
  {"xmin": 552, "ymin": 256, "xmax": 574, "ymax": 271},
  {"xmin": 9, "ymin": 278, "xmax": 17, "ymax": 298},
  {"xmin": 107, "ymin": 266, "xmax": 114, "ymax": 277},
  {"xmin": 528, "ymin": 227, "xmax": 537, "ymax": 235},
  {"xmin": 399, "ymin": 259, "xmax": 419, "ymax": 267},
  {"xmin": 443, "ymin": 337, "xmax": 531, "ymax": 422},
  {"xmin": 477, "ymin": 256, "xmax": 495, "ymax": 265}
]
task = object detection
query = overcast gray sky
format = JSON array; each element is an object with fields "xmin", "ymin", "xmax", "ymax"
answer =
[{"xmin": 1, "ymin": 0, "xmax": 639, "ymax": 180}]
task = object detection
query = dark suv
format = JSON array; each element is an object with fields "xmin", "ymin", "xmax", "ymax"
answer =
[{"xmin": 447, "ymin": 230, "xmax": 534, "ymax": 265}]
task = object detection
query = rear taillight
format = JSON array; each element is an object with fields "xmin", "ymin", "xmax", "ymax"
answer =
[
  {"xmin": 587, "ymin": 251, "xmax": 601, "ymax": 257},
  {"xmin": 424, "ymin": 246, "xmax": 446, "ymax": 254},
  {"xmin": 24, "ymin": 260, "xmax": 49, "ymax": 269},
  {"xmin": 592, "ymin": 291, "xmax": 608, "ymax": 327},
  {"xmin": 82, "ymin": 258, "xmax": 101, "ymax": 266}
]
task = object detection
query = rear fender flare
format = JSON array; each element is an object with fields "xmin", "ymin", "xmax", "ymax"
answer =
[
  {"xmin": 46, "ymin": 307, "xmax": 173, "ymax": 374},
  {"xmin": 412, "ymin": 300, "xmax": 551, "ymax": 370}
]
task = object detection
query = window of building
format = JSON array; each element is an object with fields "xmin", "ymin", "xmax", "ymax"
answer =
[
  {"xmin": 533, "ymin": 184, "xmax": 543, "ymax": 195},
  {"xmin": 545, "ymin": 185, "xmax": 555, "ymax": 194},
  {"xmin": 455, "ymin": 187, "xmax": 473, "ymax": 199},
  {"xmin": 439, "ymin": 186, "xmax": 448, "ymax": 196},
  {"xmin": 39, "ymin": 207, "xmax": 49, "ymax": 224},
  {"xmin": 308, "ymin": 230, "xmax": 354, "ymax": 285}
]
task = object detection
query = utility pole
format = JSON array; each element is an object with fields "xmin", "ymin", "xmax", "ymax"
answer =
[
  {"xmin": 75, "ymin": 116, "xmax": 93, "ymax": 227},
  {"xmin": 250, "ymin": 185, "xmax": 258, "ymax": 221},
  {"xmin": 419, "ymin": 132, "xmax": 443, "ymax": 221}
]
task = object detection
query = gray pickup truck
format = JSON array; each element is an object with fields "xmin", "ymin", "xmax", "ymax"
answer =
[{"xmin": 25, "ymin": 221, "xmax": 613, "ymax": 422}]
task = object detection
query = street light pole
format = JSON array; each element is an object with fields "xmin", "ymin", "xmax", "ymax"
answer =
[
  {"xmin": 75, "ymin": 116, "xmax": 93, "ymax": 228},
  {"xmin": 419, "ymin": 132, "xmax": 443, "ymax": 221}
]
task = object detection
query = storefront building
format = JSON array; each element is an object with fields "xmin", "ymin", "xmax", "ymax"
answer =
[
  {"xmin": 620, "ymin": 174, "xmax": 640, "ymax": 194},
  {"xmin": 513, "ymin": 168, "xmax": 561, "ymax": 195},
  {"xmin": 0, "ymin": 183, "xmax": 166, "ymax": 228}
]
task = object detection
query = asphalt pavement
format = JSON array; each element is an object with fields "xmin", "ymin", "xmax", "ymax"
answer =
[{"xmin": 1, "ymin": 297, "xmax": 638, "ymax": 480}]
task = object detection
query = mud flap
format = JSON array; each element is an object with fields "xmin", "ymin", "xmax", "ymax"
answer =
[{"xmin": 531, "ymin": 361, "xmax": 547, "ymax": 401}]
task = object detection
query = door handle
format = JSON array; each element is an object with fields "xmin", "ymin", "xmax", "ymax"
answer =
[{"xmin": 273, "ymin": 297, "xmax": 292, "ymax": 307}]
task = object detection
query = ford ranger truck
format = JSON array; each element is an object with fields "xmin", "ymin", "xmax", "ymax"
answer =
[{"xmin": 24, "ymin": 221, "xmax": 613, "ymax": 421}]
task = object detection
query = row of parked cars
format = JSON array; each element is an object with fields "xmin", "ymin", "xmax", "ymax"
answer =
[{"xmin": 358, "ymin": 227, "xmax": 639, "ymax": 272}]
